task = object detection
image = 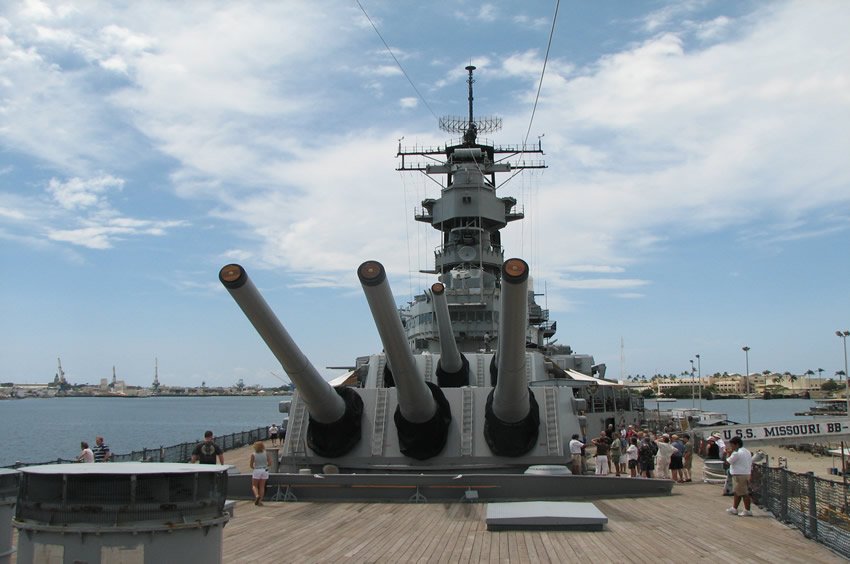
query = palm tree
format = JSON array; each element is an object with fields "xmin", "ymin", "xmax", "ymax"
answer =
[
  {"xmin": 805, "ymin": 369, "xmax": 815, "ymax": 392},
  {"xmin": 789, "ymin": 374, "xmax": 798, "ymax": 392}
]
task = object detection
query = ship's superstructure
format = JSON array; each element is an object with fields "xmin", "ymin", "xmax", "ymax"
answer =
[{"xmin": 220, "ymin": 67, "xmax": 644, "ymax": 474}]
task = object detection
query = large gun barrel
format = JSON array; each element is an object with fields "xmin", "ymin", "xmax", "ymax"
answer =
[
  {"xmin": 220, "ymin": 264, "xmax": 362, "ymax": 457},
  {"xmin": 358, "ymin": 261, "xmax": 451, "ymax": 459},
  {"xmin": 430, "ymin": 283, "xmax": 469, "ymax": 387},
  {"xmin": 492, "ymin": 258, "xmax": 530, "ymax": 422},
  {"xmin": 358, "ymin": 261, "xmax": 436, "ymax": 423},
  {"xmin": 220, "ymin": 264, "xmax": 345, "ymax": 423},
  {"xmin": 484, "ymin": 258, "xmax": 539, "ymax": 456}
]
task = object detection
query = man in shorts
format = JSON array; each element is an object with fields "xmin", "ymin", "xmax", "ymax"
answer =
[
  {"xmin": 681, "ymin": 433, "xmax": 693, "ymax": 482},
  {"xmin": 568, "ymin": 434, "xmax": 584, "ymax": 475},
  {"xmin": 725, "ymin": 436, "xmax": 754, "ymax": 516}
]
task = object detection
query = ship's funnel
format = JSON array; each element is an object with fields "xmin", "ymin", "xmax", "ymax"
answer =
[
  {"xmin": 219, "ymin": 264, "xmax": 362, "ymax": 457},
  {"xmin": 484, "ymin": 258, "xmax": 540, "ymax": 456},
  {"xmin": 358, "ymin": 261, "xmax": 452, "ymax": 459},
  {"xmin": 430, "ymin": 282, "xmax": 469, "ymax": 387}
]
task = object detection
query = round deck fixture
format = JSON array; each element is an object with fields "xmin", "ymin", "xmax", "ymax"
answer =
[
  {"xmin": 13, "ymin": 463, "xmax": 230, "ymax": 564},
  {"xmin": 0, "ymin": 468, "xmax": 19, "ymax": 564}
]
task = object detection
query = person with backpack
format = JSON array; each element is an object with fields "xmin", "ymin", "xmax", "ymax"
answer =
[{"xmin": 638, "ymin": 437, "xmax": 655, "ymax": 478}]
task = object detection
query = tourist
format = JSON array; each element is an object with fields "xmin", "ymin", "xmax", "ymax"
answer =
[
  {"xmin": 714, "ymin": 432, "xmax": 727, "ymax": 456},
  {"xmin": 592, "ymin": 432, "xmax": 610, "ymax": 475},
  {"xmin": 638, "ymin": 437, "xmax": 655, "ymax": 478},
  {"xmin": 681, "ymin": 433, "xmax": 693, "ymax": 482},
  {"xmin": 269, "ymin": 423, "xmax": 280, "ymax": 446},
  {"xmin": 250, "ymin": 441, "xmax": 272, "ymax": 506},
  {"xmin": 706, "ymin": 435, "xmax": 720, "ymax": 459},
  {"xmin": 617, "ymin": 433, "xmax": 629, "ymax": 476},
  {"xmin": 626, "ymin": 437, "xmax": 639, "ymax": 477},
  {"xmin": 608, "ymin": 430, "xmax": 622, "ymax": 476},
  {"xmin": 93, "ymin": 436, "xmax": 111, "ymax": 462},
  {"xmin": 191, "ymin": 430, "xmax": 224, "ymax": 464},
  {"xmin": 670, "ymin": 434, "xmax": 684, "ymax": 483},
  {"xmin": 725, "ymin": 436, "xmax": 754, "ymax": 516},
  {"xmin": 654, "ymin": 435, "xmax": 677, "ymax": 480},
  {"xmin": 77, "ymin": 441, "xmax": 94, "ymax": 463},
  {"xmin": 568, "ymin": 434, "xmax": 584, "ymax": 475}
]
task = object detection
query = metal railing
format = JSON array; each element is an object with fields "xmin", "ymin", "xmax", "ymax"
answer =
[
  {"xmin": 3, "ymin": 426, "xmax": 269, "ymax": 468},
  {"xmin": 752, "ymin": 463, "xmax": 850, "ymax": 558}
]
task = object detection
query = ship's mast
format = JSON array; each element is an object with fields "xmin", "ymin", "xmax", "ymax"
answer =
[
  {"xmin": 463, "ymin": 65, "xmax": 477, "ymax": 145},
  {"xmin": 396, "ymin": 67, "xmax": 550, "ymax": 352}
]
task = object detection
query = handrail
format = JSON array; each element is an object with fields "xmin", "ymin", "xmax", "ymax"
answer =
[{"xmin": 3, "ymin": 426, "xmax": 270, "ymax": 468}]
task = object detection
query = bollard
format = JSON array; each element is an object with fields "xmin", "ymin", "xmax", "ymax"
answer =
[
  {"xmin": 807, "ymin": 472, "xmax": 817, "ymax": 540},
  {"xmin": 780, "ymin": 468, "xmax": 789, "ymax": 523}
]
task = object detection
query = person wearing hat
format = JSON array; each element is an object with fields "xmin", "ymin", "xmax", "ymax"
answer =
[{"xmin": 706, "ymin": 435, "xmax": 720, "ymax": 460}]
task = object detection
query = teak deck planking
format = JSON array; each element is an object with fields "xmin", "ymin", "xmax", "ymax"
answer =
[{"xmin": 221, "ymin": 443, "xmax": 845, "ymax": 563}]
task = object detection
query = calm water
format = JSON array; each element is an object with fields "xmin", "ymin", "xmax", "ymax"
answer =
[
  {"xmin": 644, "ymin": 397, "xmax": 816, "ymax": 424},
  {"xmin": 0, "ymin": 396, "xmax": 820, "ymax": 467},
  {"xmin": 0, "ymin": 395, "xmax": 288, "ymax": 467}
]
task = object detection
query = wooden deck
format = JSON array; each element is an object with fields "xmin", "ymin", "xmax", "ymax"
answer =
[
  {"xmin": 220, "ymin": 444, "xmax": 845, "ymax": 563},
  {"xmin": 6, "ymin": 443, "xmax": 845, "ymax": 562}
]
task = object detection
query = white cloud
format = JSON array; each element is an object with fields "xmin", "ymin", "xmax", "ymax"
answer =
[
  {"xmin": 47, "ymin": 175, "xmax": 123, "ymax": 210},
  {"xmin": 47, "ymin": 217, "xmax": 184, "ymax": 249},
  {"xmin": 512, "ymin": 1, "xmax": 850, "ymax": 273},
  {"xmin": 399, "ymin": 97, "xmax": 418, "ymax": 108}
]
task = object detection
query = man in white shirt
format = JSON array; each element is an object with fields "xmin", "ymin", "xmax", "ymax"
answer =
[
  {"xmin": 568, "ymin": 434, "xmax": 584, "ymax": 475},
  {"xmin": 725, "ymin": 436, "xmax": 754, "ymax": 516}
]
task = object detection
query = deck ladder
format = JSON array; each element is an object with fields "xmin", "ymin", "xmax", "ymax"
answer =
[
  {"xmin": 544, "ymin": 387, "xmax": 562, "ymax": 456},
  {"xmin": 461, "ymin": 387, "xmax": 475, "ymax": 456},
  {"xmin": 371, "ymin": 388, "xmax": 389, "ymax": 456},
  {"xmin": 286, "ymin": 394, "xmax": 309, "ymax": 457}
]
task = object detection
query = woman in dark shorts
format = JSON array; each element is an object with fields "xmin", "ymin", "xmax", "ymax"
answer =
[{"xmin": 669, "ymin": 444, "xmax": 684, "ymax": 482}]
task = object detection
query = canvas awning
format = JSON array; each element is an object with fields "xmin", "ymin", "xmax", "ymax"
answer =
[{"xmin": 565, "ymin": 370, "xmax": 621, "ymax": 387}]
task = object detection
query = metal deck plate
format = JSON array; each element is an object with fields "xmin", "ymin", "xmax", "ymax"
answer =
[{"xmin": 485, "ymin": 501, "xmax": 608, "ymax": 531}]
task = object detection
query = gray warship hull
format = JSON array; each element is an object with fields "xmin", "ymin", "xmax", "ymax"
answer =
[{"xmin": 220, "ymin": 66, "xmax": 667, "ymax": 499}]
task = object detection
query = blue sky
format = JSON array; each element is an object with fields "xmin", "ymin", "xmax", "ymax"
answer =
[{"xmin": 1, "ymin": 1, "xmax": 848, "ymax": 388}]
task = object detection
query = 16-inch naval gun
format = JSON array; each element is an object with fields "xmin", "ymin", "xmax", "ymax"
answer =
[{"xmin": 219, "ymin": 68, "xmax": 659, "ymax": 499}]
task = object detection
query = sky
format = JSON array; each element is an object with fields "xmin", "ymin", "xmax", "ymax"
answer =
[{"xmin": 1, "ymin": 0, "xmax": 849, "ymax": 389}]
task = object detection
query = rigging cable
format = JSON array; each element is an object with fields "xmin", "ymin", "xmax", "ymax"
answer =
[
  {"xmin": 356, "ymin": 0, "xmax": 439, "ymax": 121},
  {"xmin": 522, "ymin": 0, "xmax": 560, "ymax": 148}
]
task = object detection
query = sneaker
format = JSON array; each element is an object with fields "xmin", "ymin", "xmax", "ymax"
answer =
[
  {"xmin": 726, "ymin": 507, "xmax": 739, "ymax": 514},
  {"xmin": 738, "ymin": 509, "xmax": 753, "ymax": 516}
]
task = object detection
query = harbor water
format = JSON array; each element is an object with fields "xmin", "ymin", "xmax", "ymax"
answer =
[
  {"xmin": 0, "ymin": 395, "xmax": 287, "ymax": 467},
  {"xmin": 0, "ymin": 396, "xmax": 818, "ymax": 467},
  {"xmin": 644, "ymin": 397, "xmax": 817, "ymax": 425}
]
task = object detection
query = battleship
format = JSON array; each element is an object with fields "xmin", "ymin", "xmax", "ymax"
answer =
[{"xmin": 219, "ymin": 67, "xmax": 670, "ymax": 500}]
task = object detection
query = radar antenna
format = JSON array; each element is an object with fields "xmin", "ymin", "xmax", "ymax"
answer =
[{"xmin": 438, "ymin": 65, "xmax": 502, "ymax": 145}]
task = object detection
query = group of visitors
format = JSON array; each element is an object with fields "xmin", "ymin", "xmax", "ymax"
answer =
[
  {"xmin": 572, "ymin": 425, "xmax": 694, "ymax": 481},
  {"xmin": 575, "ymin": 425, "xmax": 755, "ymax": 516},
  {"xmin": 75, "ymin": 436, "xmax": 111, "ymax": 463}
]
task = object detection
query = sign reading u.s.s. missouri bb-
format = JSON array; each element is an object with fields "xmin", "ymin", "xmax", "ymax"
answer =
[{"xmin": 697, "ymin": 418, "xmax": 850, "ymax": 442}]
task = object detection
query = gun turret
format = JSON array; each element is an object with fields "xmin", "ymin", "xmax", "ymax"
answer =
[
  {"xmin": 430, "ymin": 282, "xmax": 470, "ymax": 387},
  {"xmin": 219, "ymin": 264, "xmax": 362, "ymax": 457},
  {"xmin": 484, "ymin": 258, "xmax": 540, "ymax": 456},
  {"xmin": 358, "ymin": 261, "xmax": 452, "ymax": 459}
]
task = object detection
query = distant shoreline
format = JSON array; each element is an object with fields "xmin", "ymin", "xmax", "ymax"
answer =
[{"xmin": 0, "ymin": 392, "xmax": 292, "ymax": 400}]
